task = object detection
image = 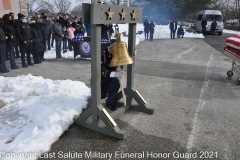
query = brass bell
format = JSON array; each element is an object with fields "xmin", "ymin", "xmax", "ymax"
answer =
[{"xmin": 110, "ymin": 25, "xmax": 133, "ymax": 67}]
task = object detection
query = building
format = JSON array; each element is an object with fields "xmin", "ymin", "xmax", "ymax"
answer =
[{"xmin": 0, "ymin": 0, "xmax": 28, "ymax": 17}]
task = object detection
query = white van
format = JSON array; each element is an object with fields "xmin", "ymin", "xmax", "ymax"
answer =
[{"xmin": 195, "ymin": 10, "xmax": 223, "ymax": 35}]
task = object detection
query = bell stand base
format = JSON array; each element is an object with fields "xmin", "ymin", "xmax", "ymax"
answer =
[{"xmin": 74, "ymin": 88, "xmax": 153, "ymax": 140}]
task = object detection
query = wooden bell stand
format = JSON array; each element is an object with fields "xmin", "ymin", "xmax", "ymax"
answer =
[{"xmin": 74, "ymin": 3, "xmax": 153, "ymax": 140}]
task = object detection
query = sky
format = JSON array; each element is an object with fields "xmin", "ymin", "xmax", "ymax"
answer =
[{"xmin": 0, "ymin": 24, "xmax": 239, "ymax": 160}]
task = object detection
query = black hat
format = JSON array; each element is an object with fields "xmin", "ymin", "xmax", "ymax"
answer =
[{"xmin": 18, "ymin": 13, "xmax": 25, "ymax": 19}]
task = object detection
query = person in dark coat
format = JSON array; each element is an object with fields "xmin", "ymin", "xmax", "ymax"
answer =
[
  {"xmin": 211, "ymin": 19, "xmax": 217, "ymax": 35},
  {"xmin": 149, "ymin": 21, "xmax": 155, "ymax": 41},
  {"xmin": 16, "ymin": 14, "xmax": 33, "ymax": 67},
  {"xmin": 53, "ymin": 16, "xmax": 64, "ymax": 60},
  {"xmin": 37, "ymin": 19, "xmax": 46, "ymax": 61},
  {"xmin": 201, "ymin": 17, "xmax": 207, "ymax": 35},
  {"xmin": 40, "ymin": 12, "xmax": 50, "ymax": 51},
  {"xmin": 57, "ymin": 13, "xmax": 65, "ymax": 28},
  {"xmin": 177, "ymin": 25, "xmax": 185, "ymax": 38},
  {"xmin": 29, "ymin": 20, "xmax": 44, "ymax": 64},
  {"xmin": 2, "ymin": 14, "xmax": 19, "ymax": 69},
  {"xmin": 169, "ymin": 19, "xmax": 178, "ymax": 39},
  {"xmin": 100, "ymin": 40, "xmax": 121, "ymax": 111},
  {"xmin": 143, "ymin": 19, "xmax": 150, "ymax": 40},
  {"xmin": 0, "ymin": 18, "xmax": 9, "ymax": 73},
  {"xmin": 9, "ymin": 12, "xmax": 20, "ymax": 58},
  {"xmin": 74, "ymin": 24, "xmax": 84, "ymax": 36},
  {"xmin": 71, "ymin": 16, "xmax": 82, "ymax": 29}
]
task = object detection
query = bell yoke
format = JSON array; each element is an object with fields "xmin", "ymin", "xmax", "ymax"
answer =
[{"xmin": 74, "ymin": 2, "xmax": 153, "ymax": 140}]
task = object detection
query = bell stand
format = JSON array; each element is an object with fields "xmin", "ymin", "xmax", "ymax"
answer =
[{"xmin": 74, "ymin": 3, "xmax": 153, "ymax": 140}]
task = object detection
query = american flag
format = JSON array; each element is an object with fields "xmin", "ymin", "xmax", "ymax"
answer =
[{"xmin": 72, "ymin": 34, "xmax": 84, "ymax": 41}]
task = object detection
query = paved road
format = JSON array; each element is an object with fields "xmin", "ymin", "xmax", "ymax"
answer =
[{"xmin": 2, "ymin": 33, "xmax": 240, "ymax": 160}]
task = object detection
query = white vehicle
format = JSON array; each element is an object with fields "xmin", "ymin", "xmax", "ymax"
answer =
[{"xmin": 195, "ymin": 10, "xmax": 223, "ymax": 35}]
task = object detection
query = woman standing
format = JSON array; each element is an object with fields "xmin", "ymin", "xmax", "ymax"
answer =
[
  {"xmin": 0, "ymin": 18, "xmax": 9, "ymax": 73},
  {"xmin": 143, "ymin": 19, "xmax": 150, "ymax": 40},
  {"xmin": 2, "ymin": 14, "xmax": 19, "ymax": 69},
  {"xmin": 149, "ymin": 21, "xmax": 155, "ymax": 41},
  {"xmin": 67, "ymin": 24, "xmax": 75, "ymax": 51}
]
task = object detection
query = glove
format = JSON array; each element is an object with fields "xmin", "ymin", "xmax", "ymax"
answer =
[{"xmin": 110, "ymin": 72, "xmax": 122, "ymax": 78}]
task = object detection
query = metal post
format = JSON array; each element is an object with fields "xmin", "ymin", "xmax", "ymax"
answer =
[{"xmin": 91, "ymin": 24, "xmax": 101, "ymax": 124}]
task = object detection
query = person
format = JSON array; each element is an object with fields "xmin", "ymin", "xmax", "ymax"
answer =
[
  {"xmin": 201, "ymin": 17, "xmax": 207, "ymax": 35},
  {"xmin": 211, "ymin": 19, "xmax": 217, "ymax": 35},
  {"xmin": 50, "ymin": 17, "xmax": 55, "ymax": 48},
  {"xmin": 149, "ymin": 21, "xmax": 155, "ymax": 41},
  {"xmin": 29, "ymin": 20, "xmax": 44, "ymax": 64},
  {"xmin": 62, "ymin": 26, "xmax": 68, "ymax": 53},
  {"xmin": 9, "ymin": 12, "xmax": 20, "ymax": 59},
  {"xmin": 17, "ymin": 14, "xmax": 33, "ymax": 68},
  {"xmin": 0, "ymin": 18, "xmax": 9, "ymax": 73},
  {"xmin": 37, "ymin": 19, "xmax": 46, "ymax": 61},
  {"xmin": 53, "ymin": 16, "xmax": 64, "ymax": 60},
  {"xmin": 100, "ymin": 40, "xmax": 121, "ymax": 111},
  {"xmin": 74, "ymin": 24, "xmax": 84, "ymax": 36},
  {"xmin": 71, "ymin": 16, "xmax": 79, "ymax": 28},
  {"xmin": 2, "ymin": 14, "xmax": 19, "ymax": 69},
  {"xmin": 67, "ymin": 24, "xmax": 75, "ymax": 51},
  {"xmin": 40, "ymin": 12, "xmax": 50, "ymax": 51},
  {"xmin": 108, "ymin": 24, "xmax": 114, "ymax": 40},
  {"xmin": 143, "ymin": 19, "xmax": 150, "ymax": 40},
  {"xmin": 57, "ymin": 13, "xmax": 65, "ymax": 28},
  {"xmin": 169, "ymin": 19, "xmax": 177, "ymax": 39},
  {"xmin": 177, "ymin": 25, "xmax": 185, "ymax": 38}
]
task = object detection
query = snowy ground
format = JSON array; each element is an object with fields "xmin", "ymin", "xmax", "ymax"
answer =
[{"xmin": 0, "ymin": 24, "xmax": 239, "ymax": 160}]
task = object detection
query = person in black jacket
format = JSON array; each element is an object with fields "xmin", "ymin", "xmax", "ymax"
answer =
[
  {"xmin": 0, "ymin": 18, "xmax": 9, "ymax": 73},
  {"xmin": 143, "ymin": 19, "xmax": 150, "ymax": 40},
  {"xmin": 17, "ymin": 14, "xmax": 33, "ymax": 67},
  {"xmin": 71, "ymin": 16, "xmax": 82, "ymax": 29},
  {"xmin": 177, "ymin": 25, "xmax": 185, "ymax": 38},
  {"xmin": 53, "ymin": 16, "xmax": 64, "ymax": 60},
  {"xmin": 201, "ymin": 17, "xmax": 207, "ymax": 35},
  {"xmin": 29, "ymin": 20, "xmax": 44, "ymax": 64},
  {"xmin": 149, "ymin": 21, "xmax": 155, "ymax": 41},
  {"xmin": 40, "ymin": 12, "xmax": 50, "ymax": 50},
  {"xmin": 169, "ymin": 19, "xmax": 178, "ymax": 39},
  {"xmin": 74, "ymin": 24, "xmax": 85, "ymax": 36},
  {"xmin": 9, "ymin": 12, "xmax": 20, "ymax": 59},
  {"xmin": 2, "ymin": 14, "xmax": 19, "ymax": 69},
  {"xmin": 37, "ymin": 19, "xmax": 46, "ymax": 61}
]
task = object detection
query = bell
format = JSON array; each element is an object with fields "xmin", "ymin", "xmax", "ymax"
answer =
[{"xmin": 110, "ymin": 26, "xmax": 134, "ymax": 67}]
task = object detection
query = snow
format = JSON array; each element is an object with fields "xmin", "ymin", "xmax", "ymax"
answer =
[
  {"xmin": 223, "ymin": 29, "xmax": 240, "ymax": 35},
  {"xmin": 0, "ymin": 23, "xmax": 238, "ymax": 160}
]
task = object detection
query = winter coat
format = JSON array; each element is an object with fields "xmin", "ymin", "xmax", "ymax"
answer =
[
  {"xmin": 177, "ymin": 27, "xmax": 184, "ymax": 35},
  {"xmin": 72, "ymin": 20, "xmax": 82, "ymax": 28},
  {"xmin": 169, "ymin": 21, "xmax": 177, "ymax": 31},
  {"xmin": 17, "ymin": 22, "xmax": 32, "ymax": 43},
  {"xmin": 201, "ymin": 19, "xmax": 207, "ymax": 27},
  {"xmin": 2, "ymin": 24, "xmax": 17, "ymax": 44},
  {"xmin": 67, "ymin": 27, "xmax": 75, "ymax": 39},
  {"xmin": 211, "ymin": 21, "xmax": 217, "ymax": 30},
  {"xmin": 149, "ymin": 22, "xmax": 155, "ymax": 33},
  {"xmin": 144, "ymin": 21, "xmax": 150, "ymax": 33},
  {"xmin": 53, "ymin": 22, "xmax": 63, "ymax": 41},
  {"xmin": 62, "ymin": 30, "xmax": 68, "ymax": 41},
  {"xmin": 40, "ymin": 17, "xmax": 50, "ymax": 39},
  {"xmin": 0, "ymin": 27, "xmax": 6, "ymax": 44},
  {"xmin": 30, "ymin": 24, "xmax": 44, "ymax": 53}
]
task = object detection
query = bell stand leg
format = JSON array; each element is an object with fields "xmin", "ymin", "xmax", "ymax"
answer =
[
  {"xmin": 123, "ymin": 23, "xmax": 153, "ymax": 114},
  {"xmin": 74, "ymin": 24, "xmax": 126, "ymax": 139}
]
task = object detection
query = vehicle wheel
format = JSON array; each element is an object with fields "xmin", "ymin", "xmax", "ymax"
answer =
[
  {"xmin": 218, "ymin": 32, "xmax": 222, "ymax": 35},
  {"xmin": 237, "ymin": 79, "xmax": 240, "ymax": 85},
  {"xmin": 227, "ymin": 71, "xmax": 234, "ymax": 77}
]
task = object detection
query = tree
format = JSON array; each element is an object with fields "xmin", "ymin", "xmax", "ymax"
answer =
[{"xmin": 70, "ymin": 4, "xmax": 83, "ymax": 17}]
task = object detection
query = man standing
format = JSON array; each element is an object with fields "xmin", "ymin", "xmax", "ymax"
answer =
[
  {"xmin": 211, "ymin": 19, "xmax": 217, "ymax": 35},
  {"xmin": 201, "ymin": 17, "xmax": 207, "ymax": 35},
  {"xmin": 169, "ymin": 19, "xmax": 177, "ymax": 39},
  {"xmin": 40, "ymin": 12, "xmax": 50, "ymax": 51},
  {"xmin": 53, "ymin": 16, "xmax": 64, "ymax": 60},
  {"xmin": 17, "ymin": 14, "xmax": 33, "ymax": 68}
]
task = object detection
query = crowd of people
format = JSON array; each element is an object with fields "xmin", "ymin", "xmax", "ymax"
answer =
[{"xmin": 0, "ymin": 12, "xmax": 90, "ymax": 73}]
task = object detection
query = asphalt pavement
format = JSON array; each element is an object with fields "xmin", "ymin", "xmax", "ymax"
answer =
[{"xmin": 1, "ymin": 33, "xmax": 240, "ymax": 160}]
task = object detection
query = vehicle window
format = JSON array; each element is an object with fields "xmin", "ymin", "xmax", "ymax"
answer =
[
  {"xmin": 197, "ymin": 14, "xmax": 203, "ymax": 21},
  {"xmin": 205, "ymin": 15, "xmax": 222, "ymax": 21}
]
